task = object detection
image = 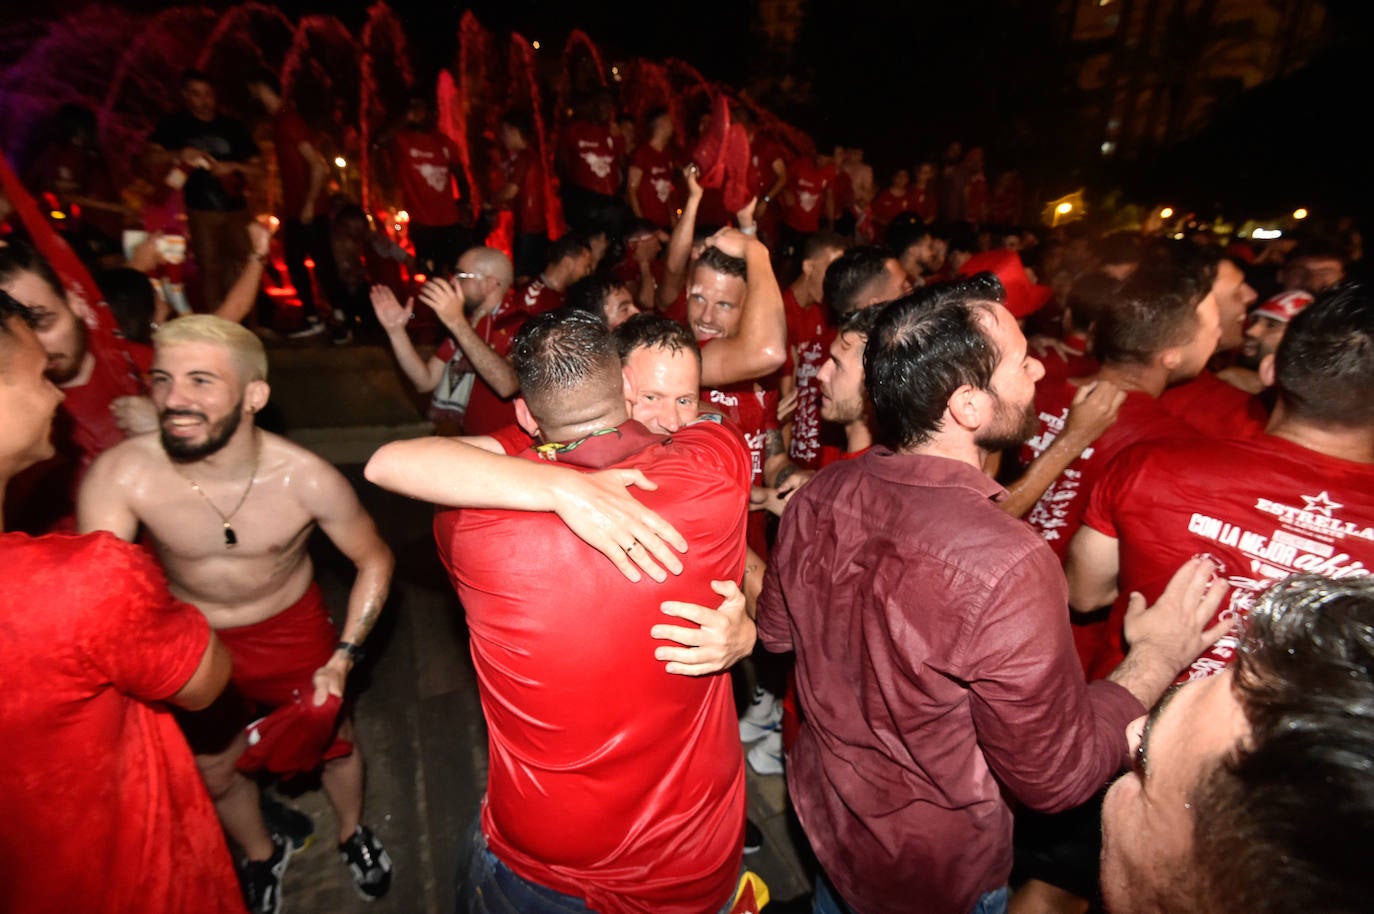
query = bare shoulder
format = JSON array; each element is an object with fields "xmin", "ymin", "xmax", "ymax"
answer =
[
  {"xmin": 87, "ymin": 432, "xmax": 169, "ymax": 483},
  {"xmin": 259, "ymin": 431, "xmax": 357, "ymax": 501}
]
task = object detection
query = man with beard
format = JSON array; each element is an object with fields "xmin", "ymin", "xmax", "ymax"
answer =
[
  {"xmin": 77, "ymin": 315, "xmax": 395, "ymax": 913},
  {"xmin": 371, "ymin": 245, "xmax": 519, "ymax": 436},
  {"xmin": 755, "ymin": 275, "xmax": 1229, "ymax": 914}
]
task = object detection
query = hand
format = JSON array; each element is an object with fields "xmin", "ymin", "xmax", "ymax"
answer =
[
  {"xmin": 247, "ymin": 221, "xmax": 271, "ymax": 259},
  {"xmin": 1123, "ymin": 557, "xmax": 1232, "ymax": 675},
  {"xmin": 735, "ymin": 196, "xmax": 758, "ymax": 230},
  {"xmin": 776, "ymin": 388, "xmax": 799, "ymax": 424},
  {"xmin": 750, "ymin": 485, "xmax": 789, "ymax": 517},
  {"xmin": 418, "ymin": 277, "xmax": 468, "ymax": 330},
  {"xmin": 110, "ymin": 395, "xmax": 159, "ymax": 435},
  {"xmin": 705, "ymin": 226, "xmax": 752, "ymax": 260},
  {"xmin": 370, "ymin": 285, "xmax": 414, "ymax": 333},
  {"xmin": 550, "ymin": 468, "xmax": 688, "ymax": 583},
  {"xmin": 632, "ymin": 233, "xmax": 664, "ymax": 265},
  {"xmin": 1061, "ymin": 379, "xmax": 1125, "ymax": 445},
  {"xmin": 179, "ymin": 147, "xmax": 210, "ymax": 168},
  {"xmin": 683, "ymin": 163, "xmax": 702, "ymax": 199},
  {"xmin": 128, "ymin": 233, "xmax": 163, "ymax": 273},
  {"xmin": 774, "ymin": 466, "xmax": 814, "ymax": 500},
  {"xmin": 311, "ymin": 656, "xmax": 350, "ymax": 706},
  {"xmin": 209, "ymin": 159, "xmax": 238, "ymax": 178},
  {"xmin": 652, "ymin": 580, "xmax": 756, "ymax": 676}
]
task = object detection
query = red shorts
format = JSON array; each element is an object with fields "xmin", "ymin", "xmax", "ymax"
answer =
[{"xmin": 179, "ymin": 583, "xmax": 353, "ymax": 773}]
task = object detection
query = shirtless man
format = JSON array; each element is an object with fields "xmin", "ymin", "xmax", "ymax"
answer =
[{"xmin": 78, "ymin": 315, "xmax": 395, "ymax": 913}]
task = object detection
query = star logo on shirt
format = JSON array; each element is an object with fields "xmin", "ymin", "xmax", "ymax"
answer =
[{"xmin": 1301, "ymin": 491, "xmax": 1343, "ymax": 517}]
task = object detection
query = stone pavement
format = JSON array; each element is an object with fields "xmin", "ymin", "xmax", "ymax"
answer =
[{"xmin": 258, "ymin": 340, "xmax": 817, "ymax": 913}]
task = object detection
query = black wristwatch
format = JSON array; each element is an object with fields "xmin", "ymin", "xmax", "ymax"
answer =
[{"xmin": 335, "ymin": 641, "xmax": 365, "ymax": 663}]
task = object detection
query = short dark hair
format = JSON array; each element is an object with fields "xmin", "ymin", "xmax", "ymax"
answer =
[
  {"xmin": 180, "ymin": 69, "xmax": 211, "ymax": 89},
  {"xmin": 837, "ymin": 301, "xmax": 885, "ymax": 340},
  {"xmin": 0, "ymin": 288, "xmax": 37, "ymax": 337},
  {"xmin": 246, "ymin": 67, "xmax": 281, "ymax": 96},
  {"xmin": 1272, "ymin": 280, "xmax": 1374, "ymax": 426},
  {"xmin": 512, "ymin": 309, "xmax": 620, "ymax": 409},
  {"xmin": 1091, "ymin": 264, "xmax": 1208, "ymax": 366},
  {"xmin": 693, "ymin": 245, "xmax": 747, "ymax": 280},
  {"xmin": 885, "ymin": 218, "xmax": 932, "ymax": 256},
  {"xmin": 565, "ymin": 275, "xmax": 625, "ymax": 324},
  {"xmin": 1093, "ymin": 230, "xmax": 1142, "ymax": 267},
  {"xmin": 546, "ymin": 233, "xmax": 590, "ymax": 268},
  {"xmin": 0, "ymin": 239, "xmax": 65, "ymax": 305},
  {"xmin": 802, "ymin": 230, "xmax": 850, "ymax": 263},
  {"xmin": 824, "ymin": 245, "xmax": 893, "ymax": 318},
  {"xmin": 94, "ymin": 268, "xmax": 156, "ymax": 344},
  {"xmin": 1065, "ymin": 271, "xmax": 1122, "ymax": 335},
  {"xmin": 613, "ymin": 312, "xmax": 701, "ymax": 366},
  {"xmin": 1188, "ymin": 574, "xmax": 1374, "ymax": 914},
  {"xmin": 864, "ymin": 274, "xmax": 1004, "ymax": 450}
]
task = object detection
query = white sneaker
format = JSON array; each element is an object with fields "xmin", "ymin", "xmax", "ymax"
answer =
[
  {"xmin": 739, "ymin": 687, "xmax": 783, "ymax": 742},
  {"xmin": 747, "ymin": 730, "xmax": 784, "ymax": 776}
]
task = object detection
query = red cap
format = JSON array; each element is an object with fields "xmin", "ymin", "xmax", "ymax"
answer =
[
  {"xmin": 956, "ymin": 249, "xmax": 1053, "ymax": 319},
  {"xmin": 1253, "ymin": 289, "xmax": 1314, "ymax": 324}
]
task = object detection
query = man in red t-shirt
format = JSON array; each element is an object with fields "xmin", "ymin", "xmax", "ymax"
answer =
[
  {"xmin": 372, "ymin": 246, "xmax": 520, "ymax": 436},
  {"xmin": 384, "ymin": 95, "xmax": 470, "ymax": 275},
  {"xmin": 1069, "ymin": 283, "xmax": 1374, "ymax": 682},
  {"xmin": 516, "ymin": 233, "xmax": 591, "ymax": 317},
  {"xmin": 558, "ymin": 90, "xmax": 628, "ymax": 240},
  {"xmin": 1030, "ymin": 271, "xmax": 1116, "ymax": 383},
  {"xmin": 496, "ymin": 110, "xmax": 550, "ymax": 281},
  {"xmin": 0, "ymin": 293, "xmax": 244, "ymax": 914},
  {"xmin": 367, "ymin": 310, "xmax": 751, "ymax": 914},
  {"xmin": 778, "ymin": 151, "xmax": 836, "ymax": 262},
  {"xmin": 626, "ymin": 108, "xmax": 679, "ymax": 230},
  {"xmin": 869, "ymin": 168, "xmax": 919, "ymax": 240}
]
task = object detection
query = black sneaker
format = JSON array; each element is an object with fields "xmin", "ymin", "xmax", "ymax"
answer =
[
  {"xmin": 260, "ymin": 794, "xmax": 315, "ymax": 852},
  {"xmin": 339, "ymin": 825, "xmax": 392, "ymax": 901},
  {"xmin": 744, "ymin": 818, "xmax": 764, "ymax": 855},
  {"xmin": 239, "ymin": 833, "xmax": 292, "ymax": 914}
]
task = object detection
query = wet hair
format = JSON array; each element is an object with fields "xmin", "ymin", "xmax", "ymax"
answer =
[
  {"xmin": 511, "ymin": 308, "xmax": 620, "ymax": 410},
  {"xmin": 802, "ymin": 230, "xmax": 850, "ymax": 263},
  {"xmin": 864, "ymin": 273, "xmax": 1004, "ymax": 450},
  {"xmin": 246, "ymin": 67, "xmax": 281, "ymax": 97},
  {"xmin": 0, "ymin": 239, "xmax": 66, "ymax": 305},
  {"xmin": 613, "ymin": 312, "xmax": 701, "ymax": 366},
  {"xmin": 94, "ymin": 267, "xmax": 157, "ymax": 344},
  {"xmin": 1272, "ymin": 280, "xmax": 1374, "ymax": 426},
  {"xmin": 546, "ymin": 233, "xmax": 590, "ymax": 268},
  {"xmin": 1091, "ymin": 263, "xmax": 1209, "ymax": 366},
  {"xmin": 1065, "ymin": 271, "xmax": 1122, "ymax": 335},
  {"xmin": 693, "ymin": 245, "xmax": 747, "ymax": 280},
  {"xmin": 154, "ymin": 314, "xmax": 268, "ymax": 382},
  {"xmin": 565, "ymin": 275, "xmax": 626, "ymax": 324},
  {"xmin": 1188, "ymin": 574, "xmax": 1374, "ymax": 914},
  {"xmin": 824, "ymin": 245, "xmax": 894, "ymax": 318},
  {"xmin": 837, "ymin": 300, "xmax": 885, "ymax": 340}
]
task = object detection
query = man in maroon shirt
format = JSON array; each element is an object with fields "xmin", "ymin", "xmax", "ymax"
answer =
[{"xmin": 757, "ymin": 275, "xmax": 1227, "ymax": 914}]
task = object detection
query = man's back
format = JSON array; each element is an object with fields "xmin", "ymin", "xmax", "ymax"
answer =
[
  {"xmin": 757, "ymin": 448, "xmax": 1140, "ymax": 914},
  {"xmin": 435, "ymin": 419, "xmax": 750, "ymax": 914},
  {"xmin": 0, "ymin": 531, "xmax": 243, "ymax": 914}
]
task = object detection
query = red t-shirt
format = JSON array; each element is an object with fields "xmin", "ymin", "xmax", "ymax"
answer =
[
  {"xmin": 783, "ymin": 288, "xmax": 835, "ymax": 470},
  {"xmin": 1020, "ymin": 379, "xmax": 1187, "ymax": 565},
  {"xmin": 272, "ymin": 109, "xmax": 327, "ymax": 220},
  {"xmin": 748, "ymin": 136, "xmax": 787, "ymax": 200},
  {"xmin": 782, "ymin": 158, "xmax": 835, "ymax": 233},
  {"xmin": 429, "ymin": 295, "xmax": 527, "ymax": 435},
  {"xmin": 560, "ymin": 122, "xmax": 622, "ymax": 197},
  {"xmin": 0, "ymin": 532, "xmax": 245, "ymax": 914},
  {"xmin": 433, "ymin": 419, "xmax": 749, "ymax": 914},
  {"xmin": 630, "ymin": 143, "xmax": 678, "ymax": 228},
  {"xmin": 503, "ymin": 148, "xmax": 547, "ymax": 234},
  {"xmin": 392, "ymin": 129, "xmax": 462, "ymax": 227},
  {"xmin": 702, "ymin": 364, "xmax": 780, "ymax": 559},
  {"xmin": 1157, "ymin": 370, "xmax": 1269, "ymax": 439},
  {"xmin": 1083, "ymin": 434, "xmax": 1374, "ymax": 682},
  {"xmin": 517, "ymin": 277, "xmax": 564, "ymax": 317},
  {"xmin": 869, "ymin": 188, "xmax": 916, "ymax": 234}
]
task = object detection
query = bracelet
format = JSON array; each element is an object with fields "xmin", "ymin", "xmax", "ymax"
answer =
[
  {"xmin": 740, "ymin": 225, "xmax": 758, "ymax": 237},
  {"xmin": 335, "ymin": 640, "xmax": 365, "ymax": 662}
]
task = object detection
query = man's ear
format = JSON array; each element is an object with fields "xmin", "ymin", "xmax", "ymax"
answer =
[
  {"xmin": 514, "ymin": 397, "xmax": 541, "ymax": 439},
  {"xmin": 1258, "ymin": 352, "xmax": 1277, "ymax": 389},
  {"xmin": 243, "ymin": 379, "xmax": 270, "ymax": 415},
  {"xmin": 1159, "ymin": 347, "xmax": 1183, "ymax": 373},
  {"xmin": 946, "ymin": 383, "xmax": 988, "ymax": 432},
  {"xmin": 621, "ymin": 365, "xmax": 637, "ymax": 404}
]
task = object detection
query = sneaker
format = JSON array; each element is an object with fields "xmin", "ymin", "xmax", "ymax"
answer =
[
  {"xmin": 747, "ymin": 730, "xmax": 785, "ymax": 776},
  {"xmin": 286, "ymin": 317, "xmax": 326, "ymax": 339},
  {"xmin": 260, "ymin": 794, "xmax": 314, "ymax": 852},
  {"xmin": 744, "ymin": 819, "xmax": 764, "ymax": 855},
  {"xmin": 238, "ymin": 833, "xmax": 292, "ymax": 914},
  {"xmin": 339, "ymin": 825, "xmax": 393, "ymax": 901},
  {"xmin": 739, "ymin": 687, "xmax": 782, "ymax": 742}
]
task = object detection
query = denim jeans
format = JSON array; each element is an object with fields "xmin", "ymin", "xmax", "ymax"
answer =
[
  {"xmin": 454, "ymin": 816, "xmax": 739, "ymax": 914},
  {"xmin": 812, "ymin": 871, "xmax": 1009, "ymax": 914}
]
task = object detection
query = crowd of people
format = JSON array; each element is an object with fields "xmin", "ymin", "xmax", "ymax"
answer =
[{"xmin": 1, "ymin": 60, "xmax": 1372, "ymax": 914}]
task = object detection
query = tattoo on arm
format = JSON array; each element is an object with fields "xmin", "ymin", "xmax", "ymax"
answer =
[
  {"xmin": 764, "ymin": 429, "xmax": 785, "ymax": 459},
  {"xmin": 347, "ymin": 599, "xmax": 384, "ymax": 646},
  {"xmin": 773, "ymin": 462, "xmax": 797, "ymax": 489}
]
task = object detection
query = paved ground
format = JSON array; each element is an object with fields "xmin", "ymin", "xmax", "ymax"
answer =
[{"xmin": 257, "ymin": 339, "xmax": 818, "ymax": 913}]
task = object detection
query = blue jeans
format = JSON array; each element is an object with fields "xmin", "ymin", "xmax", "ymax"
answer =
[
  {"xmin": 812, "ymin": 872, "xmax": 1008, "ymax": 914},
  {"xmin": 455, "ymin": 816, "xmax": 739, "ymax": 914}
]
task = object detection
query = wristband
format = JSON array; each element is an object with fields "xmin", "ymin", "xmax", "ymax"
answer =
[
  {"xmin": 740, "ymin": 226, "xmax": 758, "ymax": 237},
  {"xmin": 335, "ymin": 640, "xmax": 365, "ymax": 662}
]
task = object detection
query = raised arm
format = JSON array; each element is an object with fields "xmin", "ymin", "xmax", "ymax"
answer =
[
  {"xmin": 699, "ymin": 230, "xmax": 788, "ymax": 387},
  {"xmin": 419, "ymin": 279, "xmax": 519, "ymax": 398},
  {"xmin": 372, "ymin": 285, "xmax": 445, "ymax": 393},
  {"xmin": 656, "ymin": 165, "xmax": 703, "ymax": 311},
  {"xmin": 210, "ymin": 221, "xmax": 272, "ymax": 325},
  {"xmin": 1000, "ymin": 380, "xmax": 1125, "ymax": 518},
  {"xmin": 365, "ymin": 435, "xmax": 687, "ymax": 583}
]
